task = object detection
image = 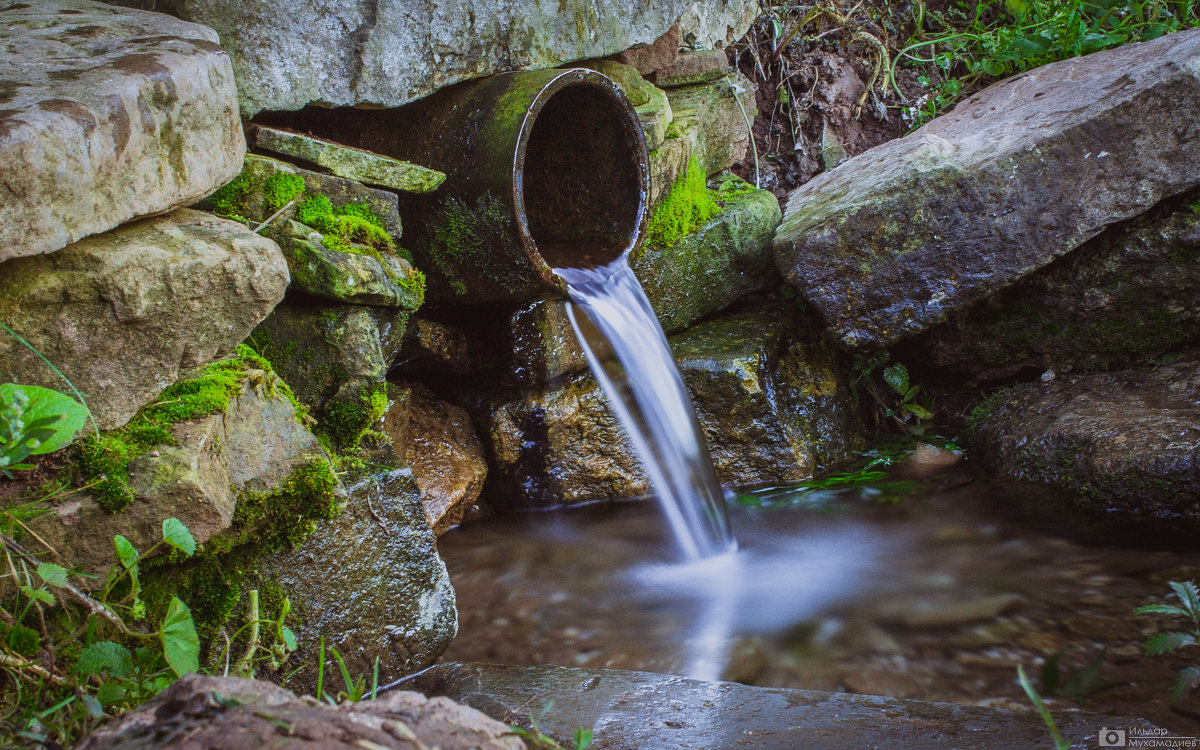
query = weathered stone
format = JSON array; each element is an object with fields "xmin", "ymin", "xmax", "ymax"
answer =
[
  {"xmin": 678, "ymin": 0, "xmax": 759, "ymax": 49},
  {"xmin": 27, "ymin": 368, "xmax": 325, "ymax": 582},
  {"xmin": 613, "ymin": 22, "xmax": 682, "ymax": 75},
  {"xmin": 0, "ymin": 209, "xmax": 288, "ymax": 430},
  {"xmin": 381, "ymin": 384, "xmax": 488, "ymax": 535},
  {"xmin": 395, "ymin": 318, "xmax": 475, "ymax": 378},
  {"xmin": 250, "ymin": 302, "xmax": 409, "ymax": 416},
  {"xmin": 579, "ymin": 60, "xmax": 654, "ymax": 107},
  {"xmin": 254, "ymin": 127, "xmax": 446, "ymax": 193},
  {"xmin": 648, "ymin": 134, "xmax": 694, "ymax": 206},
  {"xmin": 632, "ymin": 175, "xmax": 782, "ymax": 332},
  {"xmin": 635, "ymin": 83, "xmax": 674, "ymax": 151},
  {"xmin": 271, "ymin": 220, "xmax": 424, "ymax": 308},
  {"xmin": 504, "ymin": 299, "xmax": 590, "ymax": 386},
  {"xmin": 774, "ymin": 28, "xmax": 1200, "ymax": 350},
  {"xmin": 483, "ymin": 305, "xmax": 860, "ymax": 509},
  {"xmin": 262, "ymin": 464, "xmax": 457, "ymax": 694},
  {"xmin": 969, "ymin": 358, "xmax": 1200, "ymax": 525},
  {"xmin": 667, "ymin": 72, "xmax": 755, "ymax": 176},
  {"xmin": 652, "ymin": 49, "xmax": 732, "ymax": 87},
  {"xmin": 115, "ymin": 0, "xmax": 750, "ymax": 116},
  {"xmin": 903, "ymin": 195, "xmax": 1200, "ymax": 382},
  {"xmin": 0, "ymin": 0, "xmax": 244, "ymax": 262},
  {"xmin": 412, "ymin": 663, "xmax": 1159, "ymax": 750},
  {"xmin": 227, "ymin": 155, "xmax": 402, "ymax": 238},
  {"xmin": 77, "ymin": 674, "xmax": 522, "ymax": 750}
]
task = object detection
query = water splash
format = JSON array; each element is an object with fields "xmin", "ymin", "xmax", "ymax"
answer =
[{"xmin": 556, "ymin": 258, "xmax": 736, "ymax": 560}]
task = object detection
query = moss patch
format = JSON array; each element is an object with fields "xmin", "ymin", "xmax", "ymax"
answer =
[
  {"xmin": 316, "ymin": 382, "xmax": 389, "ymax": 453},
  {"xmin": 644, "ymin": 158, "xmax": 721, "ymax": 248},
  {"xmin": 426, "ymin": 193, "xmax": 521, "ymax": 296},
  {"xmin": 263, "ymin": 171, "xmax": 306, "ymax": 214}
]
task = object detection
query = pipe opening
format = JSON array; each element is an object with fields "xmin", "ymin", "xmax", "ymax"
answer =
[{"xmin": 521, "ymin": 83, "xmax": 644, "ymax": 271}]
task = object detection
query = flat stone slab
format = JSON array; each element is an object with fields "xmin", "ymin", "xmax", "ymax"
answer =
[
  {"xmin": 0, "ymin": 0, "xmax": 244, "ymax": 262},
  {"xmin": 774, "ymin": 27, "xmax": 1200, "ymax": 350},
  {"xmin": 652, "ymin": 48, "xmax": 732, "ymax": 87},
  {"xmin": 255, "ymin": 126, "xmax": 446, "ymax": 193},
  {"xmin": 413, "ymin": 663, "xmax": 1160, "ymax": 750}
]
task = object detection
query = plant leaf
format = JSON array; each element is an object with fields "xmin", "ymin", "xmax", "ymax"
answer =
[
  {"xmin": 1171, "ymin": 665, "xmax": 1200, "ymax": 704},
  {"xmin": 0, "ymin": 384, "xmax": 88, "ymax": 455},
  {"xmin": 883, "ymin": 364, "xmax": 910, "ymax": 395},
  {"xmin": 160, "ymin": 597, "xmax": 200, "ymax": 677},
  {"xmin": 113, "ymin": 535, "xmax": 139, "ymax": 571},
  {"xmin": 1169, "ymin": 580, "xmax": 1200, "ymax": 620},
  {"xmin": 162, "ymin": 518, "xmax": 196, "ymax": 557},
  {"xmin": 22, "ymin": 586, "xmax": 55, "ymax": 605},
  {"xmin": 36, "ymin": 563, "xmax": 69, "ymax": 588},
  {"xmin": 906, "ymin": 404, "xmax": 933, "ymax": 420},
  {"xmin": 77, "ymin": 641, "xmax": 133, "ymax": 678},
  {"xmin": 1145, "ymin": 631, "xmax": 1197, "ymax": 655},
  {"xmin": 95, "ymin": 682, "xmax": 127, "ymax": 706},
  {"xmin": 1135, "ymin": 603, "xmax": 1190, "ymax": 618},
  {"xmin": 280, "ymin": 625, "xmax": 297, "ymax": 652}
]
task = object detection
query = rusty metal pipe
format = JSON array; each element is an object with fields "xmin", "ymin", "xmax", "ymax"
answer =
[{"xmin": 258, "ymin": 69, "xmax": 649, "ymax": 302}]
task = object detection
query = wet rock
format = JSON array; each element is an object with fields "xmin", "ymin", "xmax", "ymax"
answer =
[
  {"xmin": 28, "ymin": 367, "xmax": 325, "ymax": 583},
  {"xmin": 667, "ymin": 72, "xmax": 755, "ymax": 176},
  {"xmin": 271, "ymin": 220, "xmax": 424, "ymax": 308},
  {"xmin": 970, "ymin": 358, "xmax": 1200, "ymax": 524},
  {"xmin": 76, "ymin": 673, "xmax": 521, "ymax": 750},
  {"xmin": 412, "ymin": 662, "xmax": 1159, "ymax": 750},
  {"xmin": 632, "ymin": 175, "xmax": 782, "ymax": 333},
  {"xmin": 483, "ymin": 305, "xmax": 861, "ymax": 509},
  {"xmin": 395, "ymin": 318, "xmax": 475, "ymax": 378},
  {"xmin": 0, "ymin": 209, "xmax": 288, "ymax": 430},
  {"xmin": 904, "ymin": 194, "xmax": 1200, "ymax": 381},
  {"xmin": 254, "ymin": 126, "xmax": 445, "ymax": 193},
  {"xmin": 261, "ymin": 464, "xmax": 457, "ymax": 694},
  {"xmin": 775, "ymin": 28, "xmax": 1200, "ymax": 350},
  {"xmin": 381, "ymin": 383, "xmax": 488, "ymax": 535},
  {"xmin": 0, "ymin": 1, "xmax": 244, "ymax": 262},
  {"xmin": 652, "ymin": 49, "xmax": 732, "ymax": 87},
  {"xmin": 124, "ymin": 0, "xmax": 751, "ymax": 116},
  {"xmin": 878, "ymin": 593, "xmax": 1025, "ymax": 628},
  {"xmin": 503, "ymin": 299, "xmax": 590, "ymax": 386}
]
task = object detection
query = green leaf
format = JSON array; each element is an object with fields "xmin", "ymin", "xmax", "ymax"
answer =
[
  {"xmin": 77, "ymin": 641, "xmax": 133, "ymax": 678},
  {"xmin": 1135, "ymin": 603, "xmax": 1190, "ymax": 618},
  {"xmin": 162, "ymin": 518, "xmax": 196, "ymax": 557},
  {"xmin": 882, "ymin": 364, "xmax": 910, "ymax": 395},
  {"xmin": 1041, "ymin": 650, "xmax": 1062, "ymax": 695},
  {"xmin": 0, "ymin": 384, "xmax": 88, "ymax": 455},
  {"xmin": 22, "ymin": 586, "xmax": 55, "ymax": 605},
  {"xmin": 1171, "ymin": 665, "xmax": 1200, "ymax": 704},
  {"xmin": 906, "ymin": 404, "xmax": 933, "ymax": 420},
  {"xmin": 1169, "ymin": 580, "xmax": 1200, "ymax": 620},
  {"xmin": 113, "ymin": 535, "xmax": 139, "ymax": 572},
  {"xmin": 160, "ymin": 597, "xmax": 200, "ymax": 677},
  {"xmin": 574, "ymin": 727, "xmax": 594, "ymax": 750},
  {"xmin": 36, "ymin": 563, "xmax": 69, "ymax": 588},
  {"xmin": 1145, "ymin": 631, "xmax": 1197, "ymax": 655},
  {"xmin": 280, "ymin": 625, "xmax": 297, "ymax": 652},
  {"xmin": 95, "ymin": 682, "xmax": 127, "ymax": 706}
]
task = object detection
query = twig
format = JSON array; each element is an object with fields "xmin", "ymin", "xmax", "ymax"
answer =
[
  {"xmin": 254, "ymin": 199, "xmax": 299, "ymax": 234},
  {"xmin": 365, "ymin": 489, "xmax": 388, "ymax": 531},
  {"xmin": 0, "ymin": 534, "xmax": 130, "ymax": 635},
  {"xmin": 0, "ymin": 652, "xmax": 67, "ymax": 686},
  {"xmin": 234, "ymin": 590, "xmax": 260, "ymax": 676}
]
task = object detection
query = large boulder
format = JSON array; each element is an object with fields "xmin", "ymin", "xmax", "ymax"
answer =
[
  {"xmin": 483, "ymin": 305, "xmax": 860, "ymax": 509},
  {"xmin": 261, "ymin": 463, "xmax": 458, "ymax": 694},
  {"xmin": 0, "ymin": 209, "xmax": 289, "ymax": 430},
  {"xmin": 903, "ymin": 194, "xmax": 1200, "ymax": 382},
  {"xmin": 774, "ymin": 28, "xmax": 1200, "ymax": 350},
  {"xmin": 969, "ymin": 358, "xmax": 1200, "ymax": 526},
  {"xmin": 113, "ymin": 0, "xmax": 755, "ymax": 116},
  {"xmin": 0, "ymin": 0, "xmax": 244, "ymax": 262},
  {"xmin": 76, "ymin": 674, "xmax": 522, "ymax": 750}
]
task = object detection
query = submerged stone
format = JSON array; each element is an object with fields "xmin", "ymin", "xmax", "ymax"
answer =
[
  {"xmin": 0, "ymin": 209, "xmax": 288, "ymax": 430},
  {"xmin": 412, "ymin": 663, "xmax": 1159, "ymax": 750},
  {"xmin": 774, "ymin": 28, "xmax": 1200, "ymax": 350},
  {"xmin": 254, "ymin": 126, "xmax": 446, "ymax": 193},
  {"xmin": 969, "ymin": 358, "xmax": 1200, "ymax": 525},
  {"xmin": 0, "ymin": 0, "xmax": 244, "ymax": 262}
]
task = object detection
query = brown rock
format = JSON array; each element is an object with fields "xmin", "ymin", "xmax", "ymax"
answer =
[{"xmin": 613, "ymin": 23, "xmax": 681, "ymax": 76}]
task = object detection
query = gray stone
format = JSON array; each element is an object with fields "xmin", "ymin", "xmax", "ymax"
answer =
[
  {"xmin": 272, "ymin": 221, "xmax": 424, "ymax": 308},
  {"xmin": 904, "ymin": 194, "xmax": 1200, "ymax": 382},
  {"xmin": 667, "ymin": 72, "xmax": 755, "ymax": 176},
  {"xmin": 262, "ymin": 465, "xmax": 457, "ymax": 695},
  {"xmin": 28, "ymin": 367, "xmax": 325, "ymax": 582},
  {"xmin": 652, "ymin": 49, "xmax": 732, "ymax": 87},
  {"xmin": 774, "ymin": 28, "xmax": 1200, "ymax": 350},
  {"xmin": 632, "ymin": 175, "xmax": 782, "ymax": 333},
  {"xmin": 648, "ymin": 134, "xmax": 694, "ymax": 206},
  {"xmin": 0, "ymin": 209, "xmax": 288, "ymax": 430},
  {"xmin": 969, "ymin": 358, "xmax": 1200, "ymax": 524},
  {"xmin": 381, "ymin": 383, "xmax": 488, "ymax": 535},
  {"xmin": 77, "ymin": 674, "xmax": 521, "ymax": 750},
  {"xmin": 0, "ymin": 0, "xmax": 244, "ymax": 262},
  {"xmin": 112, "ymin": 0, "xmax": 751, "ymax": 116},
  {"xmin": 484, "ymin": 305, "xmax": 861, "ymax": 509},
  {"xmin": 412, "ymin": 663, "xmax": 1159, "ymax": 750},
  {"xmin": 678, "ymin": 0, "xmax": 759, "ymax": 49},
  {"xmin": 254, "ymin": 127, "xmax": 445, "ymax": 193}
]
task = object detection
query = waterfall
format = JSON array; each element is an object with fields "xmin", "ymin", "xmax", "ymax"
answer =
[{"xmin": 557, "ymin": 258, "xmax": 736, "ymax": 560}]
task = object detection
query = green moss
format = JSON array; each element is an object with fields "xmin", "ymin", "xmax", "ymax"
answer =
[
  {"xmin": 426, "ymin": 194, "xmax": 517, "ymax": 296},
  {"xmin": 645, "ymin": 158, "xmax": 721, "ymax": 248},
  {"xmin": 298, "ymin": 196, "xmax": 395, "ymax": 251},
  {"xmin": 263, "ymin": 172, "xmax": 306, "ymax": 214},
  {"xmin": 965, "ymin": 390, "xmax": 1009, "ymax": 437},
  {"xmin": 317, "ymin": 383, "xmax": 389, "ymax": 452},
  {"xmin": 208, "ymin": 172, "xmax": 253, "ymax": 218}
]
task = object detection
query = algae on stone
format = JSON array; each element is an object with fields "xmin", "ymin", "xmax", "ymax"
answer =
[{"xmin": 254, "ymin": 126, "xmax": 446, "ymax": 193}]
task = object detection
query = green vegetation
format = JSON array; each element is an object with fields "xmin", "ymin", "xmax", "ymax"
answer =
[
  {"xmin": 316, "ymin": 382, "xmax": 389, "ymax": 453},
  {"xmin": 1017, "ymin": 664, "xmax": 1070, "ymax": 750},
  {"xmin": 207, "ymin": 172, "xmax": 253, "ymax": 219},
  {"xmin": 262, "ymin": 171, "xmax": 306, "ymax": 214},
  {"xmin": 852, "ymin": 351, "xmax": 934, "ymax": 434},
  {"xmin": 0, "ymin": 385, "xmax": 88, "ymax": 478},
  {"xmin": 509, "ymin": 702, "xmax": 595, "ymax": 750},
  {"xmin": 644, "ymin": 158, "xmax": 721, "ymax": 248},
  {"xmin": 1135, "ymin": 580, "xmax": 1200, "ymax": 703},
  {"xmin": 426, "ymin": 193, "xmax": 517, "ymax": 296}
]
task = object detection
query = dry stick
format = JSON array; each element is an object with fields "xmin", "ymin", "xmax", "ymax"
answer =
[
  {"xmin": 0, "ymin": 652, "xmax": 67, "ymax": 686},
  {"xmin": 0, "ymin": 534, "xmax": 129, "ymax": 635},
  {"xmin": 365, "ymin": 489, "xmax": 388, "ymax": 531},
  {"xmin": 234, "ymin": 589, "xmax": 260, "ymax": 676},
  {"xmin": 253, "ymin": 199, "xmax": 299, "ymax": 234}
]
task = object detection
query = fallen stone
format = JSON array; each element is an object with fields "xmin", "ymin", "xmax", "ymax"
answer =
[
  {"xmin": 667, "ymin": 72, "xmax": 755, "ymax": 176},
  {"xmin": 969, "ymin": 358, "xmax": 1200, "ymax": 525},
  {"xmin": 254, "ymin": 126, "xmax": 446, "ymax": 193},
  {"xmin": 271, "ymin": 220, "xmax": 424, "ymax": 308},
  {"xmin": 27, "ymin": 367, "xmax": 325, "ymax": 582},
  {"xmin": 903, "ymin": 193, "xmax": 1200, "ymax": 382},
  {"xmin": 412, "ymin": 663, "xmax": 1159, "ymax": 750},
  {"xmin": 260, "ymin": 463, "xmax": 458, "ymax": 694},
  {"xmin": 0, "ymin": 0, "xmax": 244, "ymax": 262},
  {"xmin": 381, "ymin": 383, "xmax": 488, "ymax": 535},
  {"xmin": 76, "ymin": 674, "xmax": 521, "ymax": 750},
  {"xmin": 124, "ymin": 0, "xmax": 749, "ymax": 116},
  {"xmin": 652, "ymin": 49, "xmax": 732, "ymax": 87},
  {"xmin": 484, "ymin": 305, "xmax": 861, "ymax": 509},
  {"xmin": 774, "ymin": 28, "xmax": 1200, "ymax": 350},
  {"xmin": 0, "ymin": 209, "xmax": 288, "ymax": 430},
  {"xmin": 632, "ymin": 174, "xmax": 782, "ymax": 332}
]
